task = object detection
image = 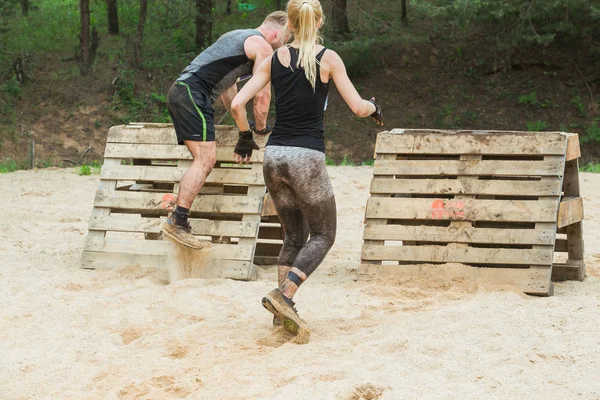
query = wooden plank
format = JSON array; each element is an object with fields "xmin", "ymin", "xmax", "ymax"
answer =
[
  {"xmin": 552, "ymin": 260, "xmax": 585, "ymax": 282},
  {"xmin": 359, "ymin": 263, "xmax": 553, "ymax": 296},
  {"xmin": 236, "ymin": 164, "xmax": 266, "ymax": 281},
  {"xmin": 376, "ymin": 130, "xmax": 567, "ymax": 156},
  {"xmin": 370, "ymin": 177, "xmax": 562, "ymax": 196},
  {"xmin": 365, "ymin": 198, "xmax": 559, "ymax": 222},
  {"xmin": 103, "ymin": 143, "xmax": 264, "ymax": 163},
  {"xmin": 257, "ymin": 225, "xmax": 284, "ymax": 240},
  {"xmin": 262, "ymin": 192, "xmax": 278, "ymax": 216},
  {"xmin": 108, "ymin": 125, "xmax": 268, "ymax": 147},
  {"xmin": 561, "ymin": 156, "xmax": 585, "ymax": 280},
  {"xmin": 85, "ymin": 158, "xmax": 121, "ymax": 242},
  {"xmin": 363, "ymin": 224, "xmax": 555, "ymax": 245},
  {"xmin": 557, "ymin": 197, "xmax": 584, "ymax": 228},
  {"xmin": 253, "ymin": 256, "xmax": 279, "ymax": 265},
  {"xmin": 361, "ymin": 244, "xmax": 553, "ymax": 265},
  {"xmin": 81, "ymin": 251, "xmax": 254, "ymax": 280},
  {"xmin": 565, "ymin": 133, "xmax": 581, "ymax": 161},
  {"xmin": 532, "ymin": 169, "xmax": 561, "ymax": 288},
  {"xmin": 93, "ymin": 189, "xmax": 263, "ymax": 214},
  {"xmin": 373, "ymin": 159, "xmax": 564, "ymax": 176},
  {"xmin": 85, "ymin": 237, "xmax": 254, "ymax": 260},
  {"xmin": 88, "ymin": 215, "xmax": 259, "ymax": 237},
  {"xmin": 554, "ymin": 238, "xmax": 568, "ymax": 252},
  {"xmin": 362, "ymin": 153, "xmax": 397, "ymax": 266},
  {"xmin": 255, "ymin": 242, "xmax": 282, "ymax": 257},
  {"xmin": 100, "ymin": 165, "xmax": 263, "ymax": 185}
]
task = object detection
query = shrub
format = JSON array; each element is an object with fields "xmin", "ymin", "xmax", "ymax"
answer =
[{"xmin": 526, "ymin": 120, "xmax": 547, "ymax": 131}]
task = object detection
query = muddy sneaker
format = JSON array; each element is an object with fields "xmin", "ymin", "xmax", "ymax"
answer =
[
  {"xmin": 162, "ymin": 218, "xmax": 211, "ymax": 251},
  {"xmin": 273, "ymin": 315, "xmax": 283, "ymax": 327},
  {"xmin": 262, "ymin": 289, "xmax": 307, "ymax": 335}
]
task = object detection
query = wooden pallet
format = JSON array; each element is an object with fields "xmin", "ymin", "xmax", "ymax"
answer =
[
  {"xmin": 82, "ymin": 122, "xmax": 283, "ymax": 280},
  {"xmin": 360, "ymin": 129, "xmax": 585, "ymax": 296}
]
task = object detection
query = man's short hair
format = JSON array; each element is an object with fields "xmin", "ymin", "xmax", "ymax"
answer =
[{"xmin": 263, "ymin": 10, "xmax": 287, "ymax": 27}]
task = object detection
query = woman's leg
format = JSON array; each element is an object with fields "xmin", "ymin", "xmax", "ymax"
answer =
[
  {"xmin": 261, "ymin": 146, "xmax": 336, "ymax": 334},
  {"xmin": 279, "ymin": 150, "xmax": 336, "ymax": 299},
  {"xmin": 262, "ymin": 150, "xmax": 309, "ymax": 286}
]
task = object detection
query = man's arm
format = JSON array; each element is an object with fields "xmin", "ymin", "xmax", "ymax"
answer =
[
  {"xmin": 220, "ymin": 84, "xmax": 238, "ymax": 113},
  {"xmin": 244, "ymin": 36, "xmax": 273, "ymax": 131}
]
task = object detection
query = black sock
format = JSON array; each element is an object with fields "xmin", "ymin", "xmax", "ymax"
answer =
[
  {"xmin": 281, "ymin": 293, "xmax": 295, "ymax": 306},
  {"xmin": 173, "ymin": 206, "xmax": 189, "ymax": 226}
]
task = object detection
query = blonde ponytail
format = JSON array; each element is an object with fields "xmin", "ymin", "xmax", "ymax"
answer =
[{"xmin": 287, "ymin": 0, "xmax": 324, "ymax": 91}]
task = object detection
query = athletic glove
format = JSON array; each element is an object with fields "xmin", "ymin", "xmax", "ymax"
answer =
[
  {"xmin": 249, "ymin": 120, "xmax": 272, "ymax": 135},
  {"xmin": 234, "ymin": 130, "xmax": 260, "ymax": 162},
  {"xmin": 368, "ymin": 97, "xmax": 384, "ymax": 126}
]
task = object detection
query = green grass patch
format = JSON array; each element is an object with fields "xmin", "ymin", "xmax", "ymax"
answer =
[
  {"xmin": 526, "ymin": 120, "xmax": 548, "ymax": 131},
  {"xmin": 78, "ymin": 164, "xmax": 92, "ymax": 176},
  {"xmin": 580, "ymin": 163, "xmax": 600, "ymax": 173},
  {"xmin": 0, "ymin": 158, "xmax": 18, "ymax": 173}
]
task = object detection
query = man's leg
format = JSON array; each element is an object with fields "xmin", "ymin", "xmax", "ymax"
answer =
[
  {"xmin": 176, "ymin": 140, "xmax": 217, "ymax": 208},
  {"xmin": 163, "ymin": 141, "xmax": 216, "ymax": 249}
]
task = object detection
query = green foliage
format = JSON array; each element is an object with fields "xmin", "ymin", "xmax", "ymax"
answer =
[
  {"xmin": 518, "ymin": 91, "xmax": 538, "ymax": 107},
  {"xmin": 436, "ymin": 103, "xmax": 477, "ymax": 129},
  {"xmin": 361, "ymin": 159, "xmax": 375, "ymax": 166},
  {"xmin": 1, "ymin": 78, "xmax": 22, "ymax": 98},
  {"xmin": 580, "ymin": 163, "xmax": 600, "ymax": 173},
  {"xmin": 340, "ymin": 156, "xmax": 355, "ymax": 166},
  {"xmin": 78, "ymin": 164, "xmax": 91, "ymax": 176},
  {"xmin": 571, "ymin": 95, "xmax": 586, "ymax": 117},
  {"xmin": 526, "ymin": 120, "xmax": 548, "ymax": 131},
  {"xmin": 433, "ymin": 0, "xmax": 600, "ymax": 49},
  {"xmin": 109, "ymin": 71, "xmax": 171, "ymax": 124},
  {"xmin": 91, "ymin": 160, "xmax": 102, "ymax": 173},
  {"xmin": 325, "ymin": 156, "xmax": 336, "ymax": 166},
  {"xmin": 580, "ymin": 120, "xmax": 600, "ymax": 144},
  {"xmin": 0, "ymin": 158, "xmax": 18, "ymax": 173},
  {"xmin": 330, "ymin": 39, "xmax": 382, "ymax": 78}
]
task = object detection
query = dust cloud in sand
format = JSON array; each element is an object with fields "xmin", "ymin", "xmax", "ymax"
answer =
[{"xmin": 1, "ymin": 166, "xmax": 600, "ymax": 399}]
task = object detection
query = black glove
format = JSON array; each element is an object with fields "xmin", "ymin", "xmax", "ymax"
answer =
[
  {"xmin": 249, "ymin": 120, "xmax": 272, "ymax": 135},
  {"xmin": 234, "ymin": 130, "xmax": 260, "ymax": 160},
  {"xmin": 368, "ymin": 97, "xmax": 384, "ymax": 125}
]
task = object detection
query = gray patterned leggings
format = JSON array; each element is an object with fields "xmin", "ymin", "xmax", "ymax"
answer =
[{"xmin": 263, "ymin": 146, "xmax": 337, "ymax": 278}]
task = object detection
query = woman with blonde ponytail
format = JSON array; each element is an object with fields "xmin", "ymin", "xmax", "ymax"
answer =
[{"xmin": 231, "ymin": 0, "xmax": 383, "ymax": 337}]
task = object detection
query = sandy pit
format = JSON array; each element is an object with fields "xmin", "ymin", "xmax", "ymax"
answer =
[{"xmin": 1, "ymin": 166, "xmax": 600, "ymax": 399}]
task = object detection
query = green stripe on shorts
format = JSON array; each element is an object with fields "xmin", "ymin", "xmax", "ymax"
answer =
[{"xmin": 176, "ymin": 81, "xmax": 207, "ymax": 141}]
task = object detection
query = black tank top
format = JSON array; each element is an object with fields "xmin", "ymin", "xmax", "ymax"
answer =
[{"xmin": 267, "ymin": 47, "xmax": 329, "ymax": 153}]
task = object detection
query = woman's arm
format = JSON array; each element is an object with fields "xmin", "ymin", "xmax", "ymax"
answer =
[
  {"xmin": 325, "ymin": 50, "xmax": 383, "ymax": 125},
  {"xmin": 230, "ymin": 55, "xmax": 273, "ymax": 132}
]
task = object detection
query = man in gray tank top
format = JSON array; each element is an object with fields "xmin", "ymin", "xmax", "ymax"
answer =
[{"xmin": 163, "ymin": 11, "xmax": 287, "ymax": 248}]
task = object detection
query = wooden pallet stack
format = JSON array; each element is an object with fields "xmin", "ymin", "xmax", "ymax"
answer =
[
  {"xmin": 360, "ymin": 129, "xmax": 585, "ymax": 296},
  {"xmin": 82, "ymin": 123, "xmax": 283, "ymax": 280}
]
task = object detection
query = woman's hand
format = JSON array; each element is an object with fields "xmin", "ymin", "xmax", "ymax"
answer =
[{"xmin": 368, "ymin": 97, "xmax": 384, "ymax": 126}]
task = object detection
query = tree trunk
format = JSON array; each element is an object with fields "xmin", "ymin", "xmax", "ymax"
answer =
[
  {"xmin": 107, "ymin": 0, "xmax": 119, "ymax": 35},
  {"xmin": 195, "ymin": 0, "xmax": 213, "ymax": 49},
  {"xmin": 401, "ymin": 0, "xmax": 408, "ymax": 26},
  {"xmin": 79, "ymin": 0, "xmax": 91, "ymax": 76},
  {"xmin": 225, "ymin": 0, "xmax": 232, "ymax": 15},
  {"xmin": 20, "ymin": 0, "xmax": 28, "ymax": 16},
  {"xmin": 275, "ymin": 0, "xmax": 282, "ymax": 10},
  {"xmin": 133, "ymin": 0, "xmax": 148, "ymax": 68},
  {"xmin": 331, "ymin": 0, "xmax": 349, "ymax": 34}
]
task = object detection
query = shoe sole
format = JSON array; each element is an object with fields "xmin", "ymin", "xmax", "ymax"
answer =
[
  {"xmin": 262, "ymin": 297, "xmax": 301, "ymax": 335},
  {"xmin": 162, "ymin": 228, "xmax": 211, "ymax": 251}
]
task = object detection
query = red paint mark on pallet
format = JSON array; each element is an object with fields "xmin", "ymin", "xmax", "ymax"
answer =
[
  {"xmin": 431, "ymin": 199, "xmax": 465, "ymax": 219},
  {"xmin": 161, "ymin": 193, "xmax": 176, "ymax": 211}
]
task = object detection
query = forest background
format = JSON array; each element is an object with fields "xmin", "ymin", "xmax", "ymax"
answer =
[{"xmin": 0, "ymin": 0, "xmax": 599, "ymax": 172}]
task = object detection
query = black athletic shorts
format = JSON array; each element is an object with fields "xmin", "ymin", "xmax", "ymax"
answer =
[{"xmin": 167, "ymin": 81, "xmax": 215, "ymax": 144}]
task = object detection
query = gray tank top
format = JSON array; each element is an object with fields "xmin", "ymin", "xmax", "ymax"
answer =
[{"xmin": 177, "ymin": 29, "xmax": 264, "ymax": 99}]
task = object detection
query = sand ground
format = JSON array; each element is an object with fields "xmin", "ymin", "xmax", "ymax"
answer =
[{"xmin": 1, "ymin": 166, "xmax": 600, "ymax": 400}]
